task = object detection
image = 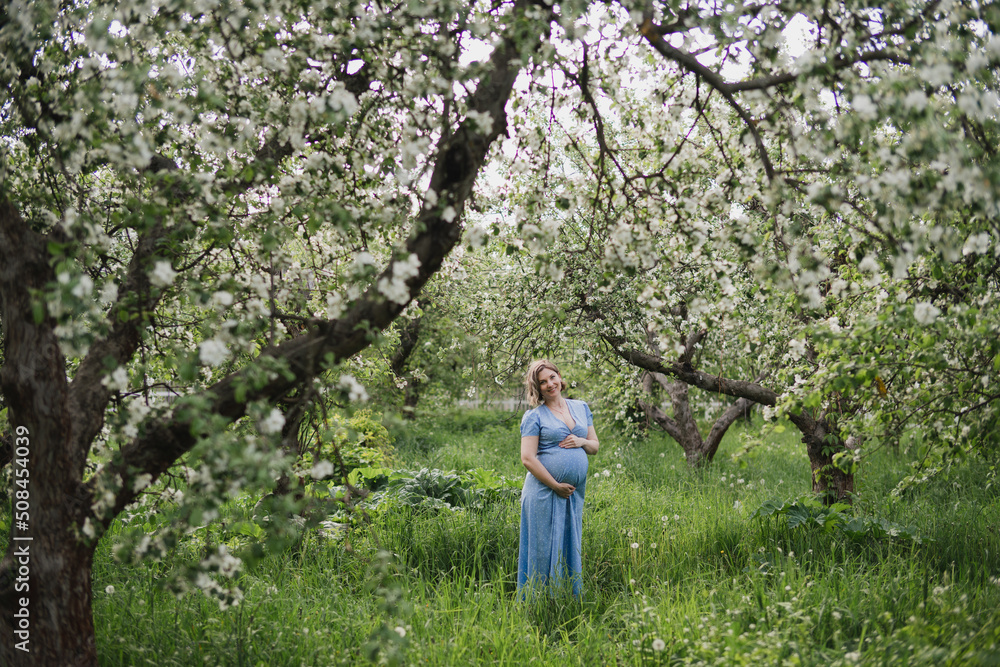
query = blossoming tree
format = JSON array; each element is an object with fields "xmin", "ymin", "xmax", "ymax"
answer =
[
  {"xmin": 0, "ymin": 0, "xmax": 557, "ymax": 662},
  {"xmin": 480, "ymin": 0, "xmax": 998, "ymax": 499}
]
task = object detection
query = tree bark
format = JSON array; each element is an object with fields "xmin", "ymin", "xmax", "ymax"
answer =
[
  {"xmin": 0, "ymin": 198, "xmax": 99, "ymax": 664},
  {"xmin": 786, "ymin": 410, "xmax": 855, "ymax": 504},
  {"xmin": 0, "ymin": 430, "xmax": 11, "ymax": 469},
  {"xmin": 390, "ymin": 312, "xmax": 425, "ymax": 419}
]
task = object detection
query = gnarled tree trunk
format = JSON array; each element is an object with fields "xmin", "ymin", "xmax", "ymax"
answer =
[
  {"xmin": 787, "ymin": 411, "xmax": 855, "ymax": 504},
  {"xmin": 614, "ymin": 335, "xmax": 854, "ymax": 504},
  {"xmin": 636, "ymin": 329, "xmax": 754, "ymax": 467},
  {"xmin": 0, "ymin": 198, "xmax": 100, "ymax": 664}
]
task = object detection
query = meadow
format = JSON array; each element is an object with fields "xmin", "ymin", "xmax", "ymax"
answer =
[{"xmin": 91, "ymin": 411, "xmax": 1000, "ymax": 666}]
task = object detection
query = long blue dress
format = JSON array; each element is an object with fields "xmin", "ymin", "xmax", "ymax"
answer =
[{"xmin": 518, "ymin": 399, "xmax": 593, "ymax": 597}]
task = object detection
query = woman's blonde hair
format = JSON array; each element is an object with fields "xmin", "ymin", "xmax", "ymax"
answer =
[{"xmin": 524, "ymin": 359, "xmax": 568, "ymax": 406}]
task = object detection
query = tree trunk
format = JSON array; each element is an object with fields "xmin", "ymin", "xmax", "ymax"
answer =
[
  {"xmin": 616, "ymin": 339, "xmax": 854, "ymax": 504},
  {"xmin": 0, "ymin": 430, "xmax": 11, "ymax": 469},
  {"xmin": 788, "ymin": 412, "xmax": 854, "ymax": 504},
  {"xmin": 0, "ymin": 197, "xmax": 99, "ymax": 665},
  {"xmin": 640, "ymin": 370, "xmax": 754, "ymax": 467},
  {"xmin": 1, "ymin": 516, "xmax": 98, "ymax": 666},
  {"xmin": 402, "ymin": 378, "xmax": 422, "ymax": 418},
  {"xmin": 639, "ymin": 371, "xmax": 707, "ymax": 465},
  {"xmin": 390, "ymin": 311, "xmax": 425, "ymax": 419}
]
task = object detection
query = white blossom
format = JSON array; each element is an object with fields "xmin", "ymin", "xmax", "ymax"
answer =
[
  {"xmin": 103, "ymin": 367, "xmax": 129, "ymax": 392},
  {"xmin": 149, "ymin": 261, "xmax": 177, "ymax": 288},
  {"xmin": 339, "ymin": 374, "xmax": 368, "ymax": 402},
  {"xmin": 922, "ymin": 62, "xmax": 953, "ymax": 87},
  {"xmin": 466, "ymin": 224, "xmax": 489, "ymax": 249},
  {"xmin": 852, "ymin": 94, "xmax": 878, "ymax": 120},
  {"xmin": 328, "ymin": 87, "xmax": 358, "ymax": 116},
  {"xmin": 913, "ymin": 302, "xmax": 941, "ymax": 325},
  {"xmin": 132, "ymin": 473, "xmax": 152, "ymax": 493},
  {"xmin": 198, "ymin": 339, "xmax": 230, "ymax": 366},
  {"xmin": 311, "ymin": 460, "xmax": 335, "ymax": 479},
  {"xmin": 465, "ymin": 110, "xmax": 494, "ymax": 134},
  {"xmin": 858, "ymin": 255, "xmax": 879, "ymax": 274},
  {"xmin": 378, "ymin": 253, "xmax": 422, "ymax": 305},
  {"xmin": 904, "ymin": 89, "xmax": 928, "ymax": 112},
  {"xmin": 210, "ymin": 291, "xmax": 234, "ymax": 308},
  {"xmin": 962, "ymin": 232, "xmax": 991, "ymax": 256},
  {"xmin": 259, "ymin": 408, "xmax": 285, "ymax": 435},
  {"xmin": 205, "ymin": 545, "xmax": 242, "ymax": 578},
  {"xmin": 99, "ymin": 282, "xmax": 119, "ymax": 305},
  {"xmin": 71, "ymin": 275, "xmax": 94, "ymax": 298}
]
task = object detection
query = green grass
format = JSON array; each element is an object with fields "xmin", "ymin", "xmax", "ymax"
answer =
[{"xmin": 90, "ymin": 413, "xmax": 1000, "ymax": 665}]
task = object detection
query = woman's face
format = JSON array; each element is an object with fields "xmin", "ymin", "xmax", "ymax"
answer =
[{"xmin": 537, "ymin": 368, "xmax": 562, "ymax": 401}]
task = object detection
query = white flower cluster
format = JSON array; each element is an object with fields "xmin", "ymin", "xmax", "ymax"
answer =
[
  {"xmin": 378, "ymin": 253, "xmax": 421, "ymax": 305},
  {"xmin": 148, "ymin": 261, "xmax": 177, "ymax": 288},
  {"xmin": 259, "ymin": 408, "xmax": 285, "ymax": 435},
  {"xmin": 852, "ymin": 93, "xmax": 878, "ymax": 121},
  {"xmin": 210, "ymin": 291, "xmax": 234, "ymax": 309},
  {"xmin": 339, "ymin": 374, "xmax": 368, "ymax": 402},
  {"xmin": 466, "ymin": 223, "xmax": 489, "ymax": 249},
  {"xmin": 204, "ymin": 545, "xmax": 242, "ymax": 579},
  {"xmin": 913, "ymin": 302, "xmax": 941, "ymax": 325},
  {"xmin": 103, "ymin": 367, "xmax": 129, "ymax": 392},
  {"xmin": 199, "ymin": 339, "xmax": 229, "ymax": 366},
  {"xmin": 311, "ymin": 459, "xmax": 335, "ymax": 479},
  {"xmin": 962, "ymin": 232, "xmax": 992, "ymax": 256},
  {"xmin": 465, "ymin": 109, "xmax": 494, "ymax": 135}
]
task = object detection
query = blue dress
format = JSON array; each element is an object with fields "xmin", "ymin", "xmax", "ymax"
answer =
[{"xmin": 518, "ymin": 399, "xmax": 593, "ymax": 596}]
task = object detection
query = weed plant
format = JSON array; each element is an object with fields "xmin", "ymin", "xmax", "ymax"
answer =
[{"xmin": 89, "ymin": 412, "xmax": 1000, "ymax": 665}]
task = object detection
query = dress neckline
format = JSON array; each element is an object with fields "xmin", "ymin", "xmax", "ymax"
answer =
[{"xmin": 543, "ymin": 400, "xmax": 576, "ymax": 431}]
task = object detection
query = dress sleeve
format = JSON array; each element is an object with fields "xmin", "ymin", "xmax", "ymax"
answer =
[
  {"xmin": 520, "ymin": 409, "xmax": 541, "ymax": 437},
  {"xmin": 582, "ymin": 401, "xmax": 594, "ymax": 427}
]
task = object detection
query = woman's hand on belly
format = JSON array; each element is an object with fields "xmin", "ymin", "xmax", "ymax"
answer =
[
  {"xmin": 552, "ymin": 482, "xmax": 576, "ymax": 499},
  {"xmin": 558, "ymin": 434, "xmax": 585, "ymax": 448}
]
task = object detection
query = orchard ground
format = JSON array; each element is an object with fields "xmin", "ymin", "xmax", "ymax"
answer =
[{"xmin": 44, "ymin": 411, "xmax": 1000, "ymax": 665}]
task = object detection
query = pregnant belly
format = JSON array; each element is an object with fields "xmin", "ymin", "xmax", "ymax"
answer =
[{"xmin": 538, "ymin": 447, "xmax": 588, "ymax": 486}]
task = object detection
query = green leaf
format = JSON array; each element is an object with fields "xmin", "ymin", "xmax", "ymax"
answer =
[
  {"xmin": 178, "ymin": 361, "xmax": 198, "ymax": 382},
  {"xmin": 832, "ymin": 450, "xmax": 858, "ymax": 475},
  {"xmin": 786, "ymin": 505, "xmax": 812, "ymax": 529}
]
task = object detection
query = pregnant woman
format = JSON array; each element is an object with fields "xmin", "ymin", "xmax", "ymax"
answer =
[{"xmin": 518, "ymin": 360, "xmax": 600, "ymax": 597}]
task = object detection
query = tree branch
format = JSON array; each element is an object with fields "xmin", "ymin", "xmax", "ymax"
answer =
[
  {"xmin": 92, "ymin": 0, "xmax": 554, "ymax": 520},
  {"xmin": 68, "ymin": 157, "xmax": 184, "ymax": 461},
  {"xmin": 637, "ymin": 18, "xmax": 775, "ymax": 182},
  {"xmin": 616, "ymin": 341, "xmax": 778, "ymax": 406},
  {"xmin": 638, "ymin": 372, "xmax": 682, "ymax": 441},
  {"xmin": 704, "ymin": 396, "xmax": 755, "ymax": 453}
]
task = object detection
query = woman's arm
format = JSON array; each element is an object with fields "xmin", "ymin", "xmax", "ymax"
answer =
[
  {"xmin": 558, "ymin": 426, "xmax": 599, "ymax": 455},
  {"xmin": 521, "ymin": 435, "xmax": 576, "ymax": 499}
]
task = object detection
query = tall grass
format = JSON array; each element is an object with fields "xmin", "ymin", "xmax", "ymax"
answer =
[{"xmin": 90, "ymin": 413, "xmax": 1000, "ymax": 665}]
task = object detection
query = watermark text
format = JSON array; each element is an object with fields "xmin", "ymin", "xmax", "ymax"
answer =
[{"xmin": 13, "ymin": 424, "xmax": 31, "ymax": 653}]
